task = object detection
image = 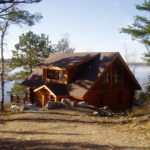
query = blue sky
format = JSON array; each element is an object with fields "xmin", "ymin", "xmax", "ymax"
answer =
[{"xmin": 5, "ymin": 0, "xmax": 147, "ymax": 62}]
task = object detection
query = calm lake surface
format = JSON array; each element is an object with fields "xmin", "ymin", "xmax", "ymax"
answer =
[{"xmin": 1, "ymin": 65, "xmax": 150, "ymax": 103}]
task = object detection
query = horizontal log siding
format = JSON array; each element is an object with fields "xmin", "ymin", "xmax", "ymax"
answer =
[
  {"xmin": 85, "ymin": 58, "xmax": 136, "ymax": 111},
  {"xmin": 85, "ymin": 88, "xmax": 134, "ymax": 110},
  {"xmin": 34, "ymin": 88, "xmax": 50, "ymax": 107}
]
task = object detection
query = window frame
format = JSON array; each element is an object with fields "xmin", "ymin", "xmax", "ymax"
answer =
[
  {"xmin": 47, "ymin": 69, "xmax": 63, "ymax": 81},
  {"xmin": 113, "ymin": 71, "xmax": 122, "ymax": 88},
  {"xmin": 102, "ymin": 72, "xmax": 110, "ymax": 84}
]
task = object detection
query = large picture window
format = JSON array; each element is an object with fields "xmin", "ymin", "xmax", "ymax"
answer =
[{"xmin": 47, "ymin": 69, "xmax": 63, "ymax": 80}]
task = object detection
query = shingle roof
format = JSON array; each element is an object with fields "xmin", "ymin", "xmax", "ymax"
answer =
[
  {"xmin": 36, "ymin": 52, "xmax": 99, "ymax": 68},
  {"xmin": 68, "ymin": 52, "xmax": 118, "ymax": 97},
  {"xmin": 45, "ymin": 83, "xmax": 69, "ymax": 96},
  {"xmin": 22, "ymin": 52, "xmax": 119, "ymax": 97}
]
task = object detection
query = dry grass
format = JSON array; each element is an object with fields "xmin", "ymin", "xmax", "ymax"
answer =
[
  {"xmin": 130, "ymin": 102, "xmax": 150, "ymax": 117},
  {"xmin": 0, "ymin": 107, "xmax": 150, "ymax": 150}
]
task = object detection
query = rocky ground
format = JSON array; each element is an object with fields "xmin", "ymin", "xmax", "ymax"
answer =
[{"xmin": 0, "ymin": 107, "xmax": 150, "ymax": 150}]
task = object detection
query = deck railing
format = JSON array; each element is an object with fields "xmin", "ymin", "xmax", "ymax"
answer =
[{"xmin": 10, "ymin": 92, "xmax": 29, "ymax": 104}]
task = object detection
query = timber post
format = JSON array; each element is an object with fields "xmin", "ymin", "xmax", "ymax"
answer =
[
  {"xmin": 16, "ymin": 95, "xmax": 20, "ymax": 104},
  {"xmin": 10, "ymin": 94, "xmax": 13, "ymax": 102},
  {"xmin": 29, "ymin": 88, "xmax": 34, "ymax": 104}
]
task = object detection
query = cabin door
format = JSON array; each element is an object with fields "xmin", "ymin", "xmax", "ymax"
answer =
[
  {"xmin": 98, "ymin": 94, "xmax": 105, "ymax": 108},
  {"xmin": 42, "ymin": 94, "xmax": 55, "ymax": 107}
]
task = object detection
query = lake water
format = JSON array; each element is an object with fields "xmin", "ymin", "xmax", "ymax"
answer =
[
  {"xmin": 1, "ymin": 65, "xmax": 150, "ymax": 103},
  {"xmin": 132, "ymin": 65, "xmax": 150, "ymax": 90}
]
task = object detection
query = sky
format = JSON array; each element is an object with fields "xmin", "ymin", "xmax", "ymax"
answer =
[{"xmin": 4, "ymin": 0, "xmax": 148, "ymax": 62}]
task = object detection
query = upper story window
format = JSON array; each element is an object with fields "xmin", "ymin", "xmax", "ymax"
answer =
[
  {"xmin": 102, "ymin": 72, "xmax": 109, "ymax": 84},
  {"xmin": 47, "ymin": 69, "xmax": 63, "ymax": 80},
  {"xmin": 114, "ymin": 72, "xmax": 121, "ymax": 84},
  {"xmin": 113, "ymin": 72, "xmax": 122, "ymax": 88}
]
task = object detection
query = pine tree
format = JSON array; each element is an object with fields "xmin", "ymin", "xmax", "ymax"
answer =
[
  {"xmin": 121, "ymin": 0, "xmax": 150, "ymax": 63},
  {"xmin": 10, "ymin": 31, "xmax": 54, "ymax": 73}
]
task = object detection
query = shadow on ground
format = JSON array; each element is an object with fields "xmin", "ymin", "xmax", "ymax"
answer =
[
  {"xmin": 0, "ymin": 130, "xmax": 90, "ymax": 136},
  {"xmin": 0, "ymin": 138, "xmax": 149, "ymax": 150},
  {"xmin": 2, "ymin": 116, "xmax": 127, "ymax": 125}
]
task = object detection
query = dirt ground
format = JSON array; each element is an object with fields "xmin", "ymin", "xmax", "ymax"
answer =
[{"xmin": 0, "ymin": 107, "xmax": 150, "ymax": 150}]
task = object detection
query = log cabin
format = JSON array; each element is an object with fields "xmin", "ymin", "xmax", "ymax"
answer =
[{"xmin": 22, "ymin": 52, "xmax": 141, "ymax": 111}]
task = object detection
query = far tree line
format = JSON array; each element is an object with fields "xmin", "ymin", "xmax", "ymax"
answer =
[{"xmin": 10, "ymin": 31, "xmax": 75, "ymax": 73}]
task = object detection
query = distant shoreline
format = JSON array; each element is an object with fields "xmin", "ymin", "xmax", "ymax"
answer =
[{"xmin": 128, "ymin": 62, "xmax": 149, "ymax": 66}]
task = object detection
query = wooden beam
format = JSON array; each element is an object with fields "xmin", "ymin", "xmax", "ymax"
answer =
[
  {"xmin": 10, "ymin": 94, "xmax": 13, "ymax": 102},
  {"xmin": 34, "ymin": 85, "xmax": 57, "ymax": 101},
  {"xmin": 36, "ymin": 65, "xmax": 66, "ymax": 71},
  {"xmin": 116, "ymin": 53, "xmax": 142, "ymax": 90},
  {"xmin": 45, "ymin": 77, "xmax": 67, "ymax": 84},
  {"xmin": 42, "ymin": 95, "xmax": 44, "ymax": 107}
]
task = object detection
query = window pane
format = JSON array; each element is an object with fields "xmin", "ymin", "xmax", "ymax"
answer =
[
  {"xmin": 47, "ymin": 69, "xmax": 63, "ymax": 80},
  {"xmin": 47, "ymin": 70, "xmax": 55, "ymax": 79},
  {"xmin": 103, "ymin": 72, "xmax": 109, "ymax": 84},
  {"xmin": 114, "ymin": 72, "xmax": 121, "ymax": 83},
  {"xmin": 58, "ymin": 71, "xmax": 63, "ymax": 80}
]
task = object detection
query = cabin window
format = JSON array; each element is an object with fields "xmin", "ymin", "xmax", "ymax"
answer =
[
  {"xmin": 47, "ymin": 69, "xmax": 63, "ymax": 80},
  {"xmin": 102, "ymin": 72, "xmax": 109, "ymax": 84},
  {"xmin": 114, "ymin": 72, "xmax": 121, "ymax": 84}
]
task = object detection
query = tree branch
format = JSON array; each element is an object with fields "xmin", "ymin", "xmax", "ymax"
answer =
[
  {"xmin": 0, "ymin": 0, "xmax": 41, "ymax": 4},
  {"xmin": 0, "ymin": 4, "xmax": 15, "ymax": 14},
  {"xmin": 145, "ymin": 44, "xmax": 150, "ymax": 54}
]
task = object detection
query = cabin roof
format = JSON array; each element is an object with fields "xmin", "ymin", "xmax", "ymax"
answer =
[
  {"xmin": 22, "ymin": 68, "xmax": 44, "ymax": 88},
  {"xmin": 36, "ymin": 52, "xmax": 99, "ymax": 68},
  {"xmin": 22, "ymin": 52, "xmax": 141, "ymax": 97},
  {"xmin": 68, "ymin": 52, "xmax": 118, "ymax": 97}
]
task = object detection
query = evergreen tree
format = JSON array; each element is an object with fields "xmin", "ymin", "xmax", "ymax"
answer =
[
  {"xmin": 121, "ymin": 0, "xmax": 150, "ymax": 63},
  {"xmin": 0, "ymin": 2, "xmax": 42, "ymax": 111},
  {"xmin": 10, "ymin": 31, "xmax": 54, "ymax": 73},
  {"xmin": 121, "ymin": 1, "xmax": 150, "ymax": 102}
]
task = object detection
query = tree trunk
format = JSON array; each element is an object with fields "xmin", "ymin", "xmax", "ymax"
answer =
[
  {"xmin": 0, "ymin": 21, "xmax": 9, "ymax": 111},
  {"xmin": 0, "ymin": 33, "xmax": 4, "ymax": 111}
]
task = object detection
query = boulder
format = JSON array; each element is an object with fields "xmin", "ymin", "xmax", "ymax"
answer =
[
  {"xmin": 76, "ymin": 102, "xmax": 88, "ymax": 108},
  {"xmin": 100, "ymin": 105, "xmax": 113, "ymax": 112},
  {"xmin": 93, "ymin": 111, "xmax": 99, "ymax": 116},
  {"xmin": 23, "ymin": 104, "xmax": 35, "ymax": 110},
  {"xmin": 11, "ymin": 104, "xmax": 21, "ymax": 111},
  {"xmin": 11, "ymin": 103, "xmax": 41, "ymax": 112},
  {"xmin": 45, "ymin": 101, "xmax": 63, "ymax": 110},
  {"xmin": 61, "ymin": 98, "xmax": 76, "ymax": 107}
]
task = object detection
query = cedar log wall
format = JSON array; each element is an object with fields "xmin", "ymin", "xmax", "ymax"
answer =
[
  {"xmin": 85, "ymin": 58, "xmax": 135, "ymax": 111},
  {"xmin": 34, "ymin": 88, "xmax": 50, "ymax": 107}
]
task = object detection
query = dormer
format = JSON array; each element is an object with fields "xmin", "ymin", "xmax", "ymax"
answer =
[
  {"xmin": 43, "ymin": 68, "xmax": 67, "ymax": 84},
  {"xmin": 36, "ymin": 53, "xmax": 100, "ymax": 84}
]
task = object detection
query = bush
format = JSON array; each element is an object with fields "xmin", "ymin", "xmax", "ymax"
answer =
[
  {"xmin": 134, "ymin": 86, "xmax": 150, "ymax": 106},
  {"xmin": 131, "ymin": 103, "xmax": 150, "ymax": 117}
]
